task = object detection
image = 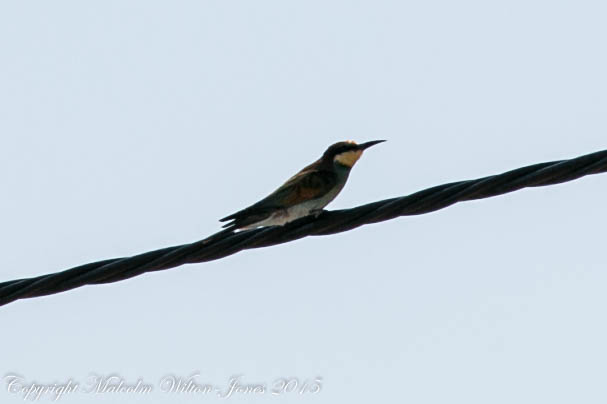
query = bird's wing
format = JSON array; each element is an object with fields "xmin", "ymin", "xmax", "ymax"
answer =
[
  {"xmin": 273, "ymin": 168, "xmax": 337, "ymax": 205},
  {"xmin": 219, "ymin": 168, "xmax": 337, "ymax": 228}
]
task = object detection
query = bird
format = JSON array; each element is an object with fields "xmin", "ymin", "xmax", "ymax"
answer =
[{"xmin": 220, "ymin": 140, "xmax": 386, "ymax": 230}]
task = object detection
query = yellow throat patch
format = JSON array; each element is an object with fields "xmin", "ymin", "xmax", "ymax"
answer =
[{"xmin": 334, "ymin": 149, "xmax": 362, "ymax": 167}]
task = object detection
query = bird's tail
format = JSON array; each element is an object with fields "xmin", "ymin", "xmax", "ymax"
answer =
[{"xmin": 219, "ymin": 207, "xmax": 274, "ymax": 230}]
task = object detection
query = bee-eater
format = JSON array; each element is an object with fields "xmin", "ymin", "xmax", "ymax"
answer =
[{"xmin": 220, "ymin": 140, "xmax": 386, "ymax": 230}]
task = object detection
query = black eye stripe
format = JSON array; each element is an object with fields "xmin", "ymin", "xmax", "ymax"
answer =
[
  {"xmin": 323, "ymin": 141, "xmax": 359, "ymax": 158},
  {"xmin": 335, "ymin": 144, "xmax": 357, "ymax": 154}
]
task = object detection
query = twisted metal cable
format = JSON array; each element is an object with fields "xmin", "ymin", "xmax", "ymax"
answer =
[{"xmin": 1, "ymin": 149, "xmax": 606, "ymax": 307}]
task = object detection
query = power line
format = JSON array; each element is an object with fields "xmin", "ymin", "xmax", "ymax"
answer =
[{"xmin": 1, "ymin": 149, "xmax": 606, "ymax": 307}]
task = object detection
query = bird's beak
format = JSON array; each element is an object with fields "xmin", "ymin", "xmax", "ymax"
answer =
[{"xmin": 357, "ymin": 140, "xmax": 386, "ymax": 150}]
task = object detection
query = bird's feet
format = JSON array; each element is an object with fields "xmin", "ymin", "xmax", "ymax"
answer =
[{"xmin": 310, "ymin": 209, "xmax": 326, "ymax": 218}]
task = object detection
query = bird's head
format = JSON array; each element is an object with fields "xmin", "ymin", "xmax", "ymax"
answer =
[{"xmin": 323, "ymin": 140, "xmax": 386, "ymax": 168}]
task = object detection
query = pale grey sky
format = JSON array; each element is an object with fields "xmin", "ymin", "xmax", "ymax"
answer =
[{"xmin": 1, "ymin": 1, "xmax": 606, "ymax": 403}]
